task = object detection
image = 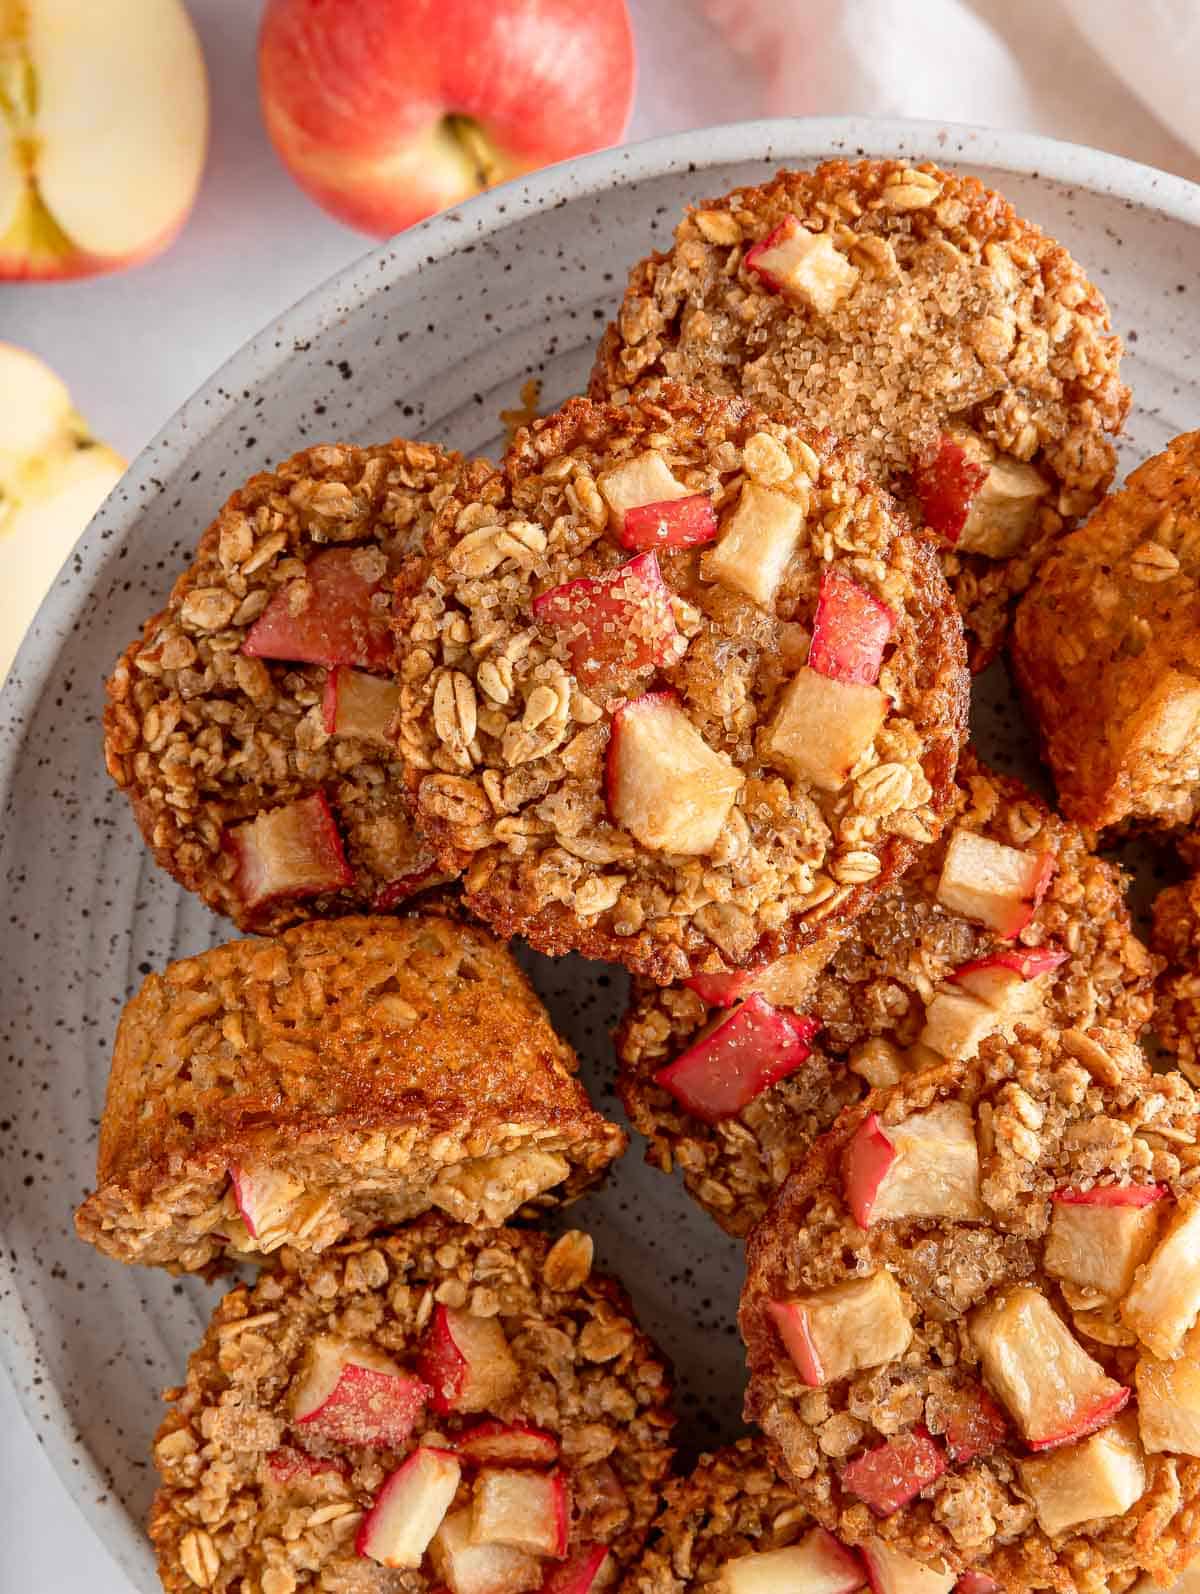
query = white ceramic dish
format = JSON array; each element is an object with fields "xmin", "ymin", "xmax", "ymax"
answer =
[{"xmin": 2, "ymin": 117, "xmax": 1199, "ymax": 1591}]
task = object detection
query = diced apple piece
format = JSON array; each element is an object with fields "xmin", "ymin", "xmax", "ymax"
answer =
[
  {"xmin": 957, "ymin": 457, "xmax": 1049, "ymax": 559},
  {"xmin": 654, "ymin": 994, "xmax": 820, "ymax": 1123},
  {"xmin": 533, "ymin": 551, "xmax": 683, "ymax": 682},
  {"xmin": 606, "ymin": 692, "xmax": 744, "ymax": 855},
  {"xmin": 766, "ymin": 666, "xmax": 887, "ymax": 792},
  {"xmin": 456, "ymin": 1421, "xmax": 559, "ymax": 1469},
  {"xmin": 1046, "ymin": 1188, "xmax": 1166, "ymax": 1302},
  {"xmin": 322, "ymin": 666, "xmax": 401, "ymax": 744},
  {"xmin": 912, "ymin": 435, "xmax": 990, "ymax": 545},
  {"xmin": 432, "ymin": 1507, "xmax": 543, "ymax": 1594},
  {"xmin": 374, "ymin": 865, "xmax": 443, "ymax": 911},
  {"xmin": 683, "ymin": 943, "xmax": 836, "ymax": 1011},
  {"xmin": 954, "ymin": 1577, "xmax": 1000, "ymax": 1594},
  {"xmin": 242, "ymin": 546, "xmax": 393, "ymax": 668},
  {"xmin": 684, "ymin": 969, "xmax": 754, "ymax": 1008},
  {"xmin": 471, "ymin": 1469, "xmax": 568, "ymax": 1557},
  {"xmin": 861, "ymin": 1540, "xmax": 954, "ymax": 1594},
  {"xmin": 942, "ymin": 1383, "xmax": 1008, "ymax": 1464},
  {"xmin": 745, "ymin": 215, "xmax": 860, "ymax": 313},
  {"xmin": 768, "ymin": 1271, "xmax": 912, "ymax": 1387},
  {"xmin": 356, "ymin": 1446, "xmax": 462, "ymax": 1569},
  {"xmin": 1017, "ymin": 1417, "xmax": 1146, "ymax": 1538},
  {"xmin": 292, "ymin": 1335, "xmax": 429, "ymax": 1447},
  {"xmin": 265, "ymin": 1445, "xmax": 348, "ymax": 1486},
  {"xmin": 226, "ymin": 791, "xmax": 354, "ymax": 911},
  {"xmin": 541, "ymin": 1547, "xmax": 611, "ymax": 1594},
  {"xmin": 921, "ymin": 952, "xmax": 1056, "ymax": 1062},
  {"xmin": 845, "ymin": 1102, "xmax": 982, "ymax": 1228},
  {"xmin": 969, "ymin": 1286, "xmax": 1129, "ymax": 1450},
  {"xmin": 620, "ymin": 493, "xmax": 718, "ymax": 551},
  {"xmin": 418, "ymin": 1305, "xmax": 520, "ymax": 1416},
  {"xmin": 707, "ymin": 481, "xmax": 807, "ymax": 608},
  {"xmin": 1122, "ymin": 1195, "xmax": 1200, "ymax": 1359},
  {"xmin": 720, "ymin": 1528, "xmax": 866, "ymax": 1594},
  {"xmin": 597, "ymin": 451, "xmax": 691, "ymax": 525},
  {"xmin": 917, "ymin": 990, "xmax": 1004, "ymax": 1065},
  {"xmin": 842, "ymin": 1428, "xmax": 946, "ymax": 1517},
  {"xmin": 1124, "ymin": 670, "xmax": 1200, "ymax": 765},
  {"xmin": 951, "ymin": 947, "xmax": 1068, "ymax": 992},
  {"xmin": 228, "ymin": 1161, "xmax": 304, "ymax": 1241},
  {"xmin": 808, "ymin": 569, "xmax": 896, "ymax": 687},
  {"xmin": 1135, "ymin": 1320, "xmax": 1200, "ymax": 1455},
  {"xmin": 935, "ymin": 830, "xmax": 1055, "ymax": 938}
]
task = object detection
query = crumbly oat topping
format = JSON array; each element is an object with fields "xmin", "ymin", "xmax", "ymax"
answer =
[
  {"xmin": 590, "ymin": 159, "xmax": 1129, "ymax": 668},
  {"xmin": 1152, "ymin": 875, "xmax": 1200, "ymax": 1087},
  {"xmin": 1013, "ymin": 431, "xmax": 1200, "ymax": 831},
  {"xmin": 393, "ymin": 387, "xmax": 967, "ymax": 982},
  {"xmin": 104, "ymin": 440, "xmax": 468, "ymax": 932},
  {"xmin": 149, "ymin": 1218, "xmax": 675, "ymax": 1593}
]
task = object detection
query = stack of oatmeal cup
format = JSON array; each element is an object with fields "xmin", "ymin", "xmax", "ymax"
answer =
[{"xmin": 80, "ymin": 158, "xmax": 1200, "ymax": 1594}]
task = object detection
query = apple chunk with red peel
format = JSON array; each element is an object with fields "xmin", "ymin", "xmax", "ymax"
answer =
[
  {"xmin": 227, "ymin": 791, "xmax": 354, "ymax": 912},
  {"xmin": 808, "ymin": 568, "xmax": 896, "ymax": 687},
  {"xmin": 654, "ymin": 994, "xmax": 820, "ymax": 1123},
  {"xmin": 456, "ymin": 1421, "xmax": 559, "ymax": 1469},
  {"xmin": 541, "ymin": 1547, "xmax": 611, "ymax": 1594},
  {"xmin": 920, "ymin": 952, "xmax": 1064, "ymax": 1063},
  {"xmin": 292, "ymin": 1335, "xmax": 429, "ymax": 1448},
  {"xmin": 322, "ymin": 666, "xmax": 401, "ymax": 744},
  {"xmin": 769, "ymin": 1270, "xmax": 912, "ymax": 1387},
  {"xmin": 597, "ymin": 451, "xmax": 692, "ymax": 526},
  {"xmin": 745, "ymin": 216, "xmax": 860, "ymax": 313},
  {"xmin": 954, "ymin": 1576, "xmax": 1000, "ymax": 1594},
  {"xmin": 707, "ymin": 481, "xmax": 807, "ymax": 609},
  {"xmin": 242, "ymin": 546, "xmax": 393, "ymax": 669},
  {"xmin": 619, "ymin": 494, "xmax": 718, "ymax": 552},
  {"xmin": 1122, "ymin": 1194, "xmax": 1200, "ymax": 1359},
  {"xmin": 228, "ymin": 1161, "xmax": 304, "ymax": 1241},
  {"xmin": 957, "ymin": 456, "xmax": 1049, "ymax": 559},
  {"xmin": 911, "ymin": 436, "xmax": 990, "ymax": 545},
  {"xmin": 683, "ymin": 942, "xmax": 836, "ymax": 1011},
  {"xmin": 841, "ymin": 1428, "xmax": 946, "ymax": 1517},
  {"xmin": 720, "ymin": 1528, "xmax": 866, "ymax": 1594},
  {"xmin": 356, "ymin": 1445, "xmax": 462, "ymax": 1569},
  {"xmin": 432, "ymin": 1507, "xmax": 543, "ymax": 1594},
  {"xmin": 861, "ymin": 1540, "xmax": 955, "ymax": 1594},
  {"xmin": 607, "ymin": 692, "xmax": 744, "ymax": 855},
  {"xmin": 1135, "ymin": 1319, "xmax": 1200, "ymax": 1455},
  {"xmin": 471, "ymin": 1469, "xmax": 568, "ymax": 1556},
  {"xmin": 935, "ymin": 829, "xmax": 1055, "ymax": 937},
  {"xmin": 844, "ymin": 1102, "xmax": 982, "ymax": 1228},
  {"xmin": 1017, "ymin": 1416, "xmax": 1146, "ymax": 1539},
  {"xmin": 418, "ymin": 1304, "xmax": 520, "ymax": 1416},
  {"xmin": 1045, "ymin": 1186, "xmax": 1167, "ymax": 1302},
  {"xmin": 969, "ymin": 1285, "xmax": 1129, "ymax": 1450},
  {"xmin": 766, "ymin": 666, "xmax": 888, "ymax": 793},
  {"xmin": 533, "ymin": 552, "xmax": 683, "ymax": 682}
]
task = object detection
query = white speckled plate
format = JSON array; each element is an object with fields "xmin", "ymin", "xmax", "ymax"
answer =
[{"xmin": 2, "ymin": 118, "xmax": 1198, "ymax": 1592}]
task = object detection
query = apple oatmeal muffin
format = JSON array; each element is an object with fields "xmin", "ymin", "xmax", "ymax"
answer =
[
  {"xmin": 149, "ymin": 1217, "xmax": 675, "ymax": 1594},
  {"xmin": 104, "ymin": 438, "xmax": 470, "ymax": 933},
  {"xmin": 75, "ymin": 914, "xmax": 625, "ymax": 1272},
  {"xmin": 589, "ymin": 159, "xmax": 1129, "ymax": 670},
  {"xmin": 617, "ymin": 751, "xmax": 1158, "ymax": 1235},
  {"xmin": 393, "ymin": 386, "xmax": 968, "ymax": 983},
  {"xmin": 1012, "ymin": 432, "xmax": 1200, "ymax": 832},
  {"xmin": 740, "ymin": 1026, "xmax": 1200, "ymax": 1593}
]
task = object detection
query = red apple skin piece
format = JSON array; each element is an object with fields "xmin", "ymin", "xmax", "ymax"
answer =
[
  {"xmin": 840, "ymin": 1428, "xmax": 947, "ymax": 1516},
  {"xmin": 766, "ymin": 1299, "xmax": 826, "ymax": 1387},
  {"xmin": 418, "ymin": 1304, "xmax": 469, "ymax": 1415},
  {"xmin": 242, "ymin": 547, "xmax": 393, "ymax": 669},
  {"xmin": 807, "ymin": 568, "xmax": 896, "ymax": 687},
  {"xmin": 295, "ymin": 1363, "xmax": 431, "ymax": 1448},
  {"xmin": 912, "ymin": 436, "xmax": 989, "ymax": 544},
  {"xmin": 943, "ymin": 1385, "xmax": 1009, "ymax": 1464},
  {"xmin": 532, "ymin": 551, "xmax": 681, "ymax": 682},
  {"xmin": 265, "ymin": 1445, "xmax": 349, "ymax": 1485},
  {"xmin": 226, "ymin": 790, "xmax": 355, "ymax": 912},
  {"xmin": 258, "ymin": 0, "xmax": 635, "ymax": 238},
  {"xmin": 539, "ymin": 1545, "xmax": 610, "ymax": 1594},
  {"xmin": 1024, "ymin": 1384, "xmax": 1131, "ymax": 1453},
  {"xmin": 1052, "ymin": 1183, "xmax": 1168, "ymax": 1208},
  {"xmin": 456, "ymin": 1420, "xmax": 559, "ymax": 1468},
  {"xmin": 744, "ymin": 214, "xmax": 800, "ymax": 292},
  {"xmin": 950, "ymin": 948, "xmax": 1068, "ymax": 983},
  {"xmin": 653, "ymin": 994, "xmax": 820, "ymax": 1124},
  {"xmin": 618, "ymin": 494, "xmax": 718, "ymax": 552},
  {"xmin": 843, "ymin": 1112, "xmax": 896, "ymax": 1229},
  {"xmin": 682, "ymin": 969, "xmax": 754, "ymax": 1008},
  {"xmin": 955, "ymin": 1577, "xmax": 1000, "ymax": 1594},
  {"xmin": 373, "ymin": 867, "xmax": 444, "ymax": 911}
]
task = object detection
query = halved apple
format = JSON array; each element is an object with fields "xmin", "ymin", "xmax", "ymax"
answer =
[
  {"xmin": 606, "ymin": 692, "xmax": 743, "ymax": 855},
  {"xmin": 1017, "ymin": 1417, "xmax": 1146, "ymax": 1539},
  {"xmin": 707, "ymin": 481, "xmax": 807, "ymax": 609},
  {"xmin": 843, "ymin": 1102, "xmax": 981, "ymax": 1228},
  {"xmin": 654, "ymin": 994, "xmax": 820, "ymax": 1123},
  {"xmin": 356, "ymin": 1445, "xmax": 462, "ymax": 1569},
  {"xmin": 720, "ymin": 1528, "xmax": 865, "ymax": 1594},
  {"xmin": 769, "ymin": 1270, "xmax": 912, "ymax": 1387},
  {"xmin": 766, "ymin": 666, "xmax": 888, "ymax": 792}
]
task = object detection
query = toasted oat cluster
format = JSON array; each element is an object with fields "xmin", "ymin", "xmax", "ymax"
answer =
[
  {"xmin": 1013, "ymin": 432, "xmax": 1200, "ymax": 831},
  {"xmin": 104, "ymin": 439, "xmax": 468, "ymax": 932},
  {"xmin": 75, "ymin": 915, "xmax": 625, "ymax": 1272},
  {"xmin": 590, "ymin": 159, "xmax": 1129, "ymax": 668},
  {"xmin": 393, "ymin": 386, "xmax": 968, "ymax": 982},
  {"xmin": 740, "ymin": 1027, "xmax": 1200, "ymax": 1594},
  {"xmin": 149, "ymin": 1217, "xmax": 675, "ymax": 1594},
  {"xmin": 616, "ymin": 752, "xmax": 1157, "ymax": 1234},
  {"xmin": 1152, "ymin": 874, "xmax": 1200, "ymax": 1084}
]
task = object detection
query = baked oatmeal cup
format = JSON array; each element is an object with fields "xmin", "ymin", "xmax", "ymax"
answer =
[
  {"xmin": 104, "ymin": 438, "xmax": 469, "ymax": 933},
  {"xmin": 590, "ymin": 159, "xmax": 1129, "ymax": 668},
  {"xmin": 149, "ymin": 1217, "xmax": 675, "ymax": 1594},
  {"xmin": 1012, "ymin": 431, "xmax": 1200, "ymax": 832},
  {"xmin": 617, "ymin": 750, "xmax": 1158, "ymax": 1235},
  {"xmin": 740, "ymin": 1027, "xmax": 1200, "ymax": 1594},
  {"xmin": 394, "ymin": 386, "xmax": 968, "ymax": 983},
  {"xmin": 75, "ymin": 914, "xmax": 625, "ymax": 1273}
]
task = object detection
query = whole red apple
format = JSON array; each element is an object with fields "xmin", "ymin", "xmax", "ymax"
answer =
[{"xmin": 258, "ymin": 0, "xmax": 635, "ymax": 238}]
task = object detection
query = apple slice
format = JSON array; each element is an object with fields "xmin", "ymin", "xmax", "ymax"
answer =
[
  {"xmin": 861, "ymin": 1540, "xmax": 955, "ymax": 1594},
  {"xmin": 606, "ymin": 692, "xmax": 744, "ymax": 855},
  {"xmin": 942, "ymin": 1383, "xmax": 1008, "ymax": 1464},
  {"xmin": 292, "ymin": 1335, "xmax": 429, "ymax": 1448},
  {"xmin": 1122, "ymin": 1194, "xmax": 1200, "ymax": 1359},
  {"xmin": 808, "ymin": 569, "xmax": 896, "ymax": 687},
  {"xmin": 911, "ymin": 436, "xmax": 990, "ymax": 545},
  {"xmin": 706, "ymin": 481, "xmax": 807, "ymax": 608},
  {"xmin": 935, "ymin": 830, "xmax": 1055, "ymax": 938},
  {"xmin": 768, "ymin": 1270, "xmax": 912, "ymax": 1387},
  {"xmin": 720, "ymin": 1528, "xmax": 866, "ymax": 1594},
  {"xmin": 653, "ymin": 994, "xmax": 820, "ymax": 1123},
  {"xmin": 766, "ymin": 666, "xmax": 888, "ymax": 792},
  {"xmin": 471, "ymin": 1469, "xmax": 568, "ymax": 1557},
  {"xmin": 540, "ymin": 1547, "xmax": 611, "ymax": 1594},
  {"xmin": 1017, "ymin": 1416, "xmax": 1146, "ymax": 1538},
  {"xmin": 745, "ymin": 215, "xmax": 860, "ymax": 313},
  {"xmin": 843, "ymin": 1102, "xmax": 982, "ymax": 1228},
  {"xmin": 226, "ymin": 791, "xmax": 354, "ymax": 912},
  {"xmin": 456, "ymin": 1421, "xmax": 559, "ymax": 1469},
  {"xmin": 322, "ymin": 666, "xmax": 402, "ymax": 744},
  {"xmin": 619, "ymin": 493, "xmax": 718, "ymax": 552},
  {"xmin": 1135, "ymin": 1319, "xmax": 1200, "ymax": 1455},
  {"xmin": 242, "ymin": 546, "xmax": 393, "ymax": 669},
  {"xmin": 597, "ymin": 451, "xmax": 692, "ymax": 525},
  {"xmin": 418, "ymin": 1305, "xmax": 521, "ymax": 1416},
  {"xmin": 841, "ymin": 1428, "xmax": 946, "ymax": 1517},
  {"xmin": 228, "ymin": 1161, "xmax": 304, "ymax": 1241},
  {"xmin": 1045, "ymin": 1186, "xmax": 1167, "ymax": 1302},
  {"xmin": 264, "ymin": 1445, "xmax": 348, "ymax": 1486},
  {"xmin": 431, "ymin": 1507, "xmax": 543, "ymax": 1594},
  {"xmin": 356, "ymin": 1445, "xmax": 462, "ymax": 1569},
  {"xmin": 969, "ymin": 1286, "xmax": 1129, "ymax": 1450},
  {"xmin": 533, "ymin": 551, "xmax": 683, "ymax": 682}
]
